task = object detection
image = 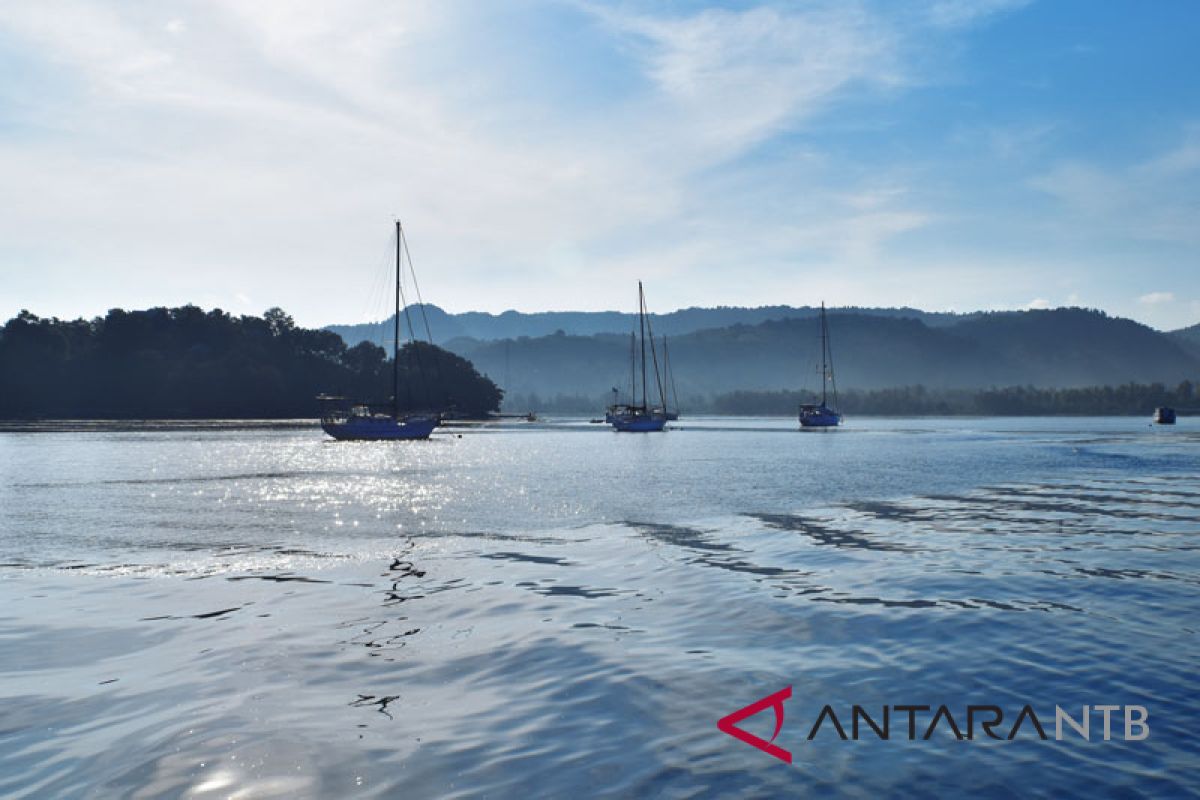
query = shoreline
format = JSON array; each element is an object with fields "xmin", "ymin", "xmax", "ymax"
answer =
[{"xmin": 0, "ymin": 412, "xmax": 1185, "ymax": 434}]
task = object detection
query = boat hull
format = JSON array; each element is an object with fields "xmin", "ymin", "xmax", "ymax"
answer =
[
  {"xmin": 610, "ymin": 414, "xmax": 667, "ymax": 432},
  {"xmin": 321, "ymin": 416, "xmax": 438, "ymax": 441},
  {"xmin": 799, "ymin": 405, "xmax": 841, "ymax": 428}
]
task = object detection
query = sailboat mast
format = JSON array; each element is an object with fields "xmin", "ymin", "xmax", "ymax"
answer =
[
  {"xmin": 393, "ymin": 220, "xmax": 401, "ymax": 419},
  {"xmin": 639, "ymin": 282, "xmax": 647, "ymax": 410}
]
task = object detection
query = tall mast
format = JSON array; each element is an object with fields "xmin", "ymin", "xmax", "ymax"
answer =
[
  {"xmin": 393, "ymin": 220, "xmax": 401, "ymax": 419},
  {"xmin": 639, "ymin": 282, "xmax": 647, "ymax": 410}
]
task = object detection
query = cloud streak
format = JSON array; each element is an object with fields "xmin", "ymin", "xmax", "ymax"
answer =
[{"xmin": 0, "ymin": 1, "xmax": 1195, "ymax": 331}]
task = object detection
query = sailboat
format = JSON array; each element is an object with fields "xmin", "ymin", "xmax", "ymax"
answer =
[
  {"xmin": 798, "ymin": 302, "xmax": 842, "ymax": 428},
  {"xmin": 318, "ymin": 220, "xmax": 440, "ymax": 441},
  {"xmin": 608, "ymin": 282, "xmax": 668, "ymax": 432}
]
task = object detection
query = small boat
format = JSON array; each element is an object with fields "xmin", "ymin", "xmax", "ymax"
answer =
[
  {"xmin": 1155, "ymin": 407, "xmax": 1176, "ymax": 424},
  {"xmin": 799, "ymin": 302, "xmax": 842, "ymax": 428},
  {"xmin": 320, "ymin": 220, "xmax": 441, "ymax": 441},
  {"xmin": 608, "ymin": 282, "xmax": 667, "ymax": 432}
]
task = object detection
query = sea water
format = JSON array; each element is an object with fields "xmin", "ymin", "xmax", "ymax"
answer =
[{"xmin": 0, "ymin": 417, "xmax": 1197, "ymax": 797}]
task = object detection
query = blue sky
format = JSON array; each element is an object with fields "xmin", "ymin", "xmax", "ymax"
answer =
[{"xmin": 1, "ymin": 0, "xmax": 1197, "ymax": 330}]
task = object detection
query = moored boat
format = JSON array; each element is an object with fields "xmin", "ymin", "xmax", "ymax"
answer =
[
  {"xmin": 799, "ymin": 302, "xmax": 842, "ymax": 428},
  {"xmin": 608, "ymin": 282, "xmax": 667, "ymax": 432},
  {"xmin": 319, "ymin": 220, "xmax": 441, "ymax": 441},
  {"xmin": 319, "ymin": 401, "xmax": 438, "ymax": 440},
  {"xmin": 611, "ymin": 405, "xmax": 667, "ymax": 432}
]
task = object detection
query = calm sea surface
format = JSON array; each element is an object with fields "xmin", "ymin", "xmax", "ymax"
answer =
[{"xmin": 0, "ymin": 417, "xmax": 1197, "ymax": 798}]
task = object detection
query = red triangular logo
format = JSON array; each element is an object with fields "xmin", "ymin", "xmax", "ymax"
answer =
[{"xmin": 716, "ymin": 685, "xmax": 793, "ymax": 763}]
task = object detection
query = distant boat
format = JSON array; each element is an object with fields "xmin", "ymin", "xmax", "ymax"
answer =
[
  {"xmin": 608, "ymin": 282, "xmax": 668, "ymax": 432},
  {"xmin": 319, "ymin": 220, "xmax": 440, "ymax": 441},
  {"xmin": 1155, "ymin": 407, "xmax": 1177, "ymax": 424},
  {"xmin": 799, "ymin": 302, "xmax": 842, "ymax": 428}
]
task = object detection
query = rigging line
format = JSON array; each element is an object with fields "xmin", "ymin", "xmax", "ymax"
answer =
[
  {"xmin": 797, "ymin": 316, "xmax": 820, "ymax": 400},
  {"xmin": 400, "ymin": 228, "xmax": 444, "ymax": 396},
  {"xmin": 825, "ymin": 308, "xmax": 839, "ymax": 410},
  {"xmin": 400, "ymin": 232, "xmax": 435, "ymax": 344},
  {"xmin": 363, "ymin": 230, "xmax": 396, "ymax": 354},
  {"xmin": 665, "ymin": 336, "xmax": 680, "ymax": 411},
  {"xmin": 629, "ymin": 330, "xmax": 636, "ymax": 405},
  {"xmin": 362, "ymin": 229, "xmax": 394, "ymax": 407},
  {"xmin": 638, "ymin": 285, "xmax": 648, "ymax": 409},
  {"xmin": 641, "ymin": 289, "xmax": 667, "ymax": 411},
  {"xmin": 396, "ymin": 226, "xmax": 433, "ymax": 410},
  {"xmin": 393, "ymin": 225, "xmax": 411, "ymax": 413}
]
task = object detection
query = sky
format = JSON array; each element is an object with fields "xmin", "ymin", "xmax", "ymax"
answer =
[{"xmin": 0, "ymin": 0, "xmax": 1198, "ymax": 331}]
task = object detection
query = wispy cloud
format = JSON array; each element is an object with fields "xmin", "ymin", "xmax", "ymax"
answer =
[
  {"xmin": 582, "ymin": 2, "xmax": 905, "ymax": 161},
  {"xmin": 1139, "ymin": 292, "xmax": 1174, "ymax": 306},
  {"xmin": 923, "ymin": 0, "xmax": 1033, "ymax": 29},
  {"xmin": 4, "ymin": 0, "xmax": 1193, "ymax": 333},
  {"xmin": 1029, "ymin": 125, "xmax": 1200, "ymax": 246},
  {"xmin": 0, "ymin": 0, "xmax": 976, "ymax": 324}
]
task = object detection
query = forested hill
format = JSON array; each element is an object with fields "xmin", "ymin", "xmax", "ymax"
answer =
[
  {"xmin": 327, "ymin": 303, "xmax": 978, "ymax": 347},
  {"xmin": 0, "ymin": 307, "xmax": 502, "ymax": 419},
  {"xmin": 437, "ymin": 307, "xmax": 1200, "ymax": 409},
  {"xmin": 4, "ymin": 305, "xmax": 1195, "ymax": 419},
  {"xmin": 1172, "ymin": 323, "xmax": 1200, "ymax": 358}
]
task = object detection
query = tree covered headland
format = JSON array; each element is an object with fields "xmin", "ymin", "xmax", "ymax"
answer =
[{"xmin": 0, "ymin": 306, "xmax": 502, "ymax": 419}]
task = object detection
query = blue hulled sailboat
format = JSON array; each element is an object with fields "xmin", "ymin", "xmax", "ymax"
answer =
[
  {"xmin": 319, "ymin": 220, "xmax": 440, "ymax": 441},
  {"xmin": 799, "ymin": 302, "xmax": 842, "ymax": 428},
  {"xmin": 608, "ymin": 282, "xmax": 668, "ymax": 432}
]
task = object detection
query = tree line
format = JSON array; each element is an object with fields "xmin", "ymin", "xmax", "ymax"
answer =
[
  {"xmin": 710, "ymin": 383, "xmax": 1197, "ymax": 416},
  {"xmin": 504, "ymin": 382, "xmax": 1197, "ymax": 416},
  {"xmin": 2, "ymin": 305, "xmax": 1193, "ymax": 419},
  {"xmin": 0, "ymin": 306, "xmax": 502, "ymax": 419}
]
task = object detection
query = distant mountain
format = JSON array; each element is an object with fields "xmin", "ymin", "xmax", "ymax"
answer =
[
  {"xmin": 326, "ymin": 303, "xmax": 980, "ymax": 348},
  {"xmin": 430, "ymin": 308, "xmax": 1200, "ymax": 410},
  {"xmin": 1170, "ymin": 323, "xmax": 1200, "ymax": 359}
]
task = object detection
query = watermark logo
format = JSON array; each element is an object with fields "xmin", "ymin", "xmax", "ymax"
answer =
[
  {"xmin": 716, "ymin": 685, "xmax": 794, "ymax": 764},
  {"xmin": 716, "ymin": 686, "xmax": 1149, "ymax": 763}
]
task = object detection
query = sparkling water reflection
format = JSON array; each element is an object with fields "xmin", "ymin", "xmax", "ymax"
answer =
[{"xmin": 0, "ymin": 417, "xmax": 1197, "ymax": 797}]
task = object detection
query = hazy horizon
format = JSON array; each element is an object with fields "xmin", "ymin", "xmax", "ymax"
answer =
[{"xmin": 7, "ymin": 298, "xmax": 1199, "ymax": 335}]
